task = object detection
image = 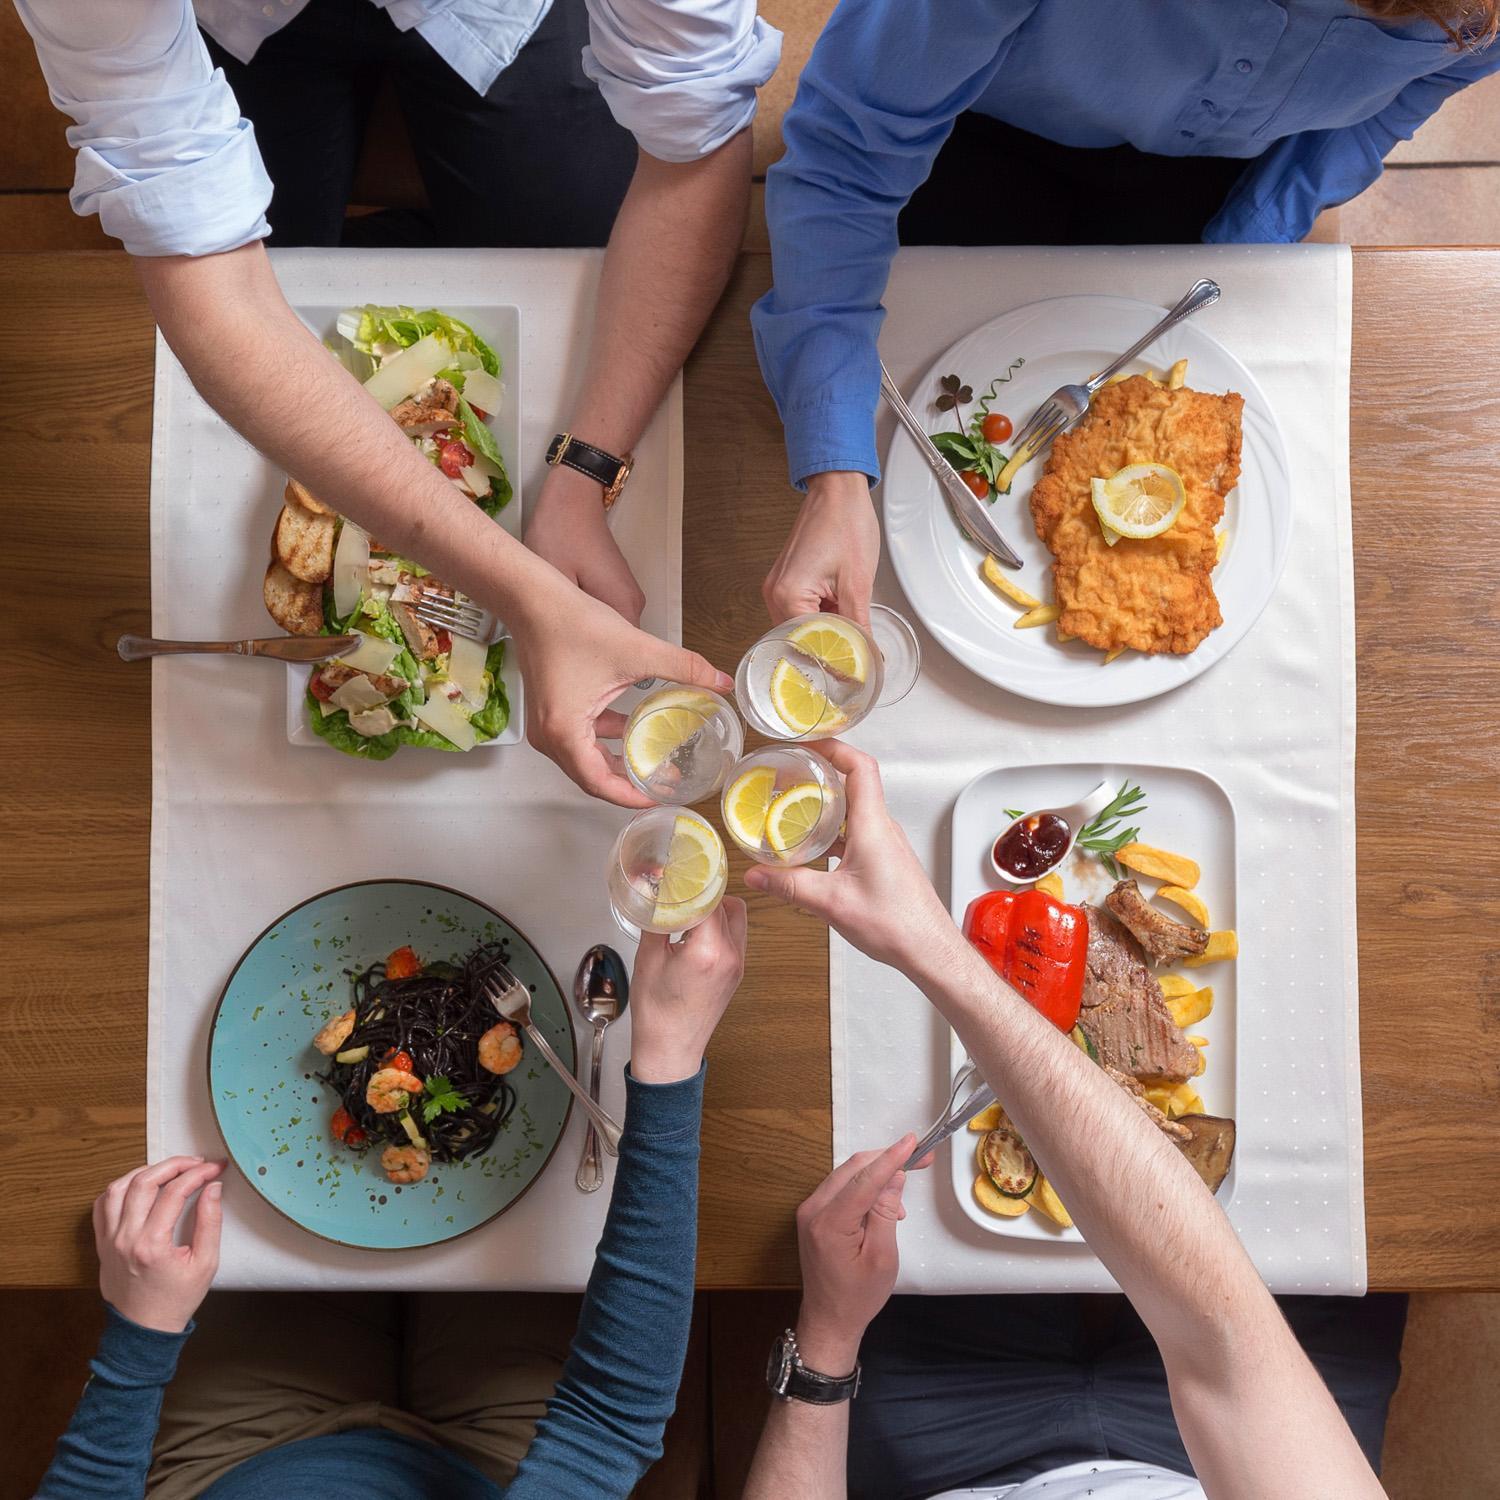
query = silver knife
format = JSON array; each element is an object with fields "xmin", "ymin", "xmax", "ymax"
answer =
[
  {"xmin": 116, "ymin": 633, "xmax": 361, "ymax": 662},
  {"xmin": 880, "ymin": 361, "xmax": 1024, "ymax": 570}
]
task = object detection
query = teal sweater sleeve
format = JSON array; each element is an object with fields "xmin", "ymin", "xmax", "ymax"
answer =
[
  {"xmin": 505, "ymin": 1064, "xmax": 705, "ymax": 1499},
  {"xmin": 35, "ymin": 1306, "xmax": 191, "ymax": 1499}
]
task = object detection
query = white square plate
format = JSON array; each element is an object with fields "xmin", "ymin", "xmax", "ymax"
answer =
[
  {"xmin": 285, "ymin": 300, "xmax": 524, "ymax": 749},
  {"xmin": 948, "ymin": 761, "xmax": 1238, "ymax": 1241}
]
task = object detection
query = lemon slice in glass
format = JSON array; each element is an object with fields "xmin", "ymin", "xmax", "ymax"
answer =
[
  {"xmin": 625, "ymin": 703, "xmax": 710, "ymax": 781},
  {"xmin": 723, "ymin": 764, "xmax": 778, "ymax": 850},
  {"xmin": 1090, "ymin": 463, "xmax": 1186, "ymax": 541},
  {"xmin": 769, "ymin": 659, "xmax": 846, "ymax": 736},
  {"xmin": 765, "ymin": 781, "xmax": 825, "ymax": 856},
  {"xmin": 653, "ymin": 814, "xmax": 725, "ymax": 928},
  {"xmin": 785, "ymin": 616, "xmax": 872, "ymax": 685}
]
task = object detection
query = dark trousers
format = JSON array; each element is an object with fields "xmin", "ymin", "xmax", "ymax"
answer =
[
  {"xmin": 205, "ymin": 0, "xmax": 636, "ymax": 248},
  {"xmin": 899, "ymin": 113, "xmax": 1252, "ymax": 246},
  {"xmin": 847, "ymin": 1292, "xmax": 1408, "ymax": 1500}
]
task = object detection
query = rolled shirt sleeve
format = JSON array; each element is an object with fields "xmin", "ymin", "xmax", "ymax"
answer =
[
  {"xmin": 14, "ymin": 0, "xmax": 271, "ymax": 257},
  {"xmin": 582, "ymin": 0, "xmax": 782, "ymax": 162}
]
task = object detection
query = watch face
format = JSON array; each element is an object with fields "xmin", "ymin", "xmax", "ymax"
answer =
[{"xmin": 766, "ymin": 1334, "xmax": 792, "ymax": 1393}]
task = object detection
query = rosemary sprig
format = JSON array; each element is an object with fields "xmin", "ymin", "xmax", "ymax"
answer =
[{"xmin": 1075, "ymin": 781, "xmax": 1148, "ymax": 879}]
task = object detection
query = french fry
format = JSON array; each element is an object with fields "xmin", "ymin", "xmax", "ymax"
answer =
[
  {"xmin": 974, "ymin": 1173, "xmax": 1031, "ymax": 1217},
  {"xmin": 1015, "ymin": 603, "xmax": 1062, "ymax": 630},
  {"xmin": 1104, "ymin": 371, "xmax": 1131, "ymax": 386},
  {"xmin": 1166, "ymin": 986, "xmax": 1214, "ymax": 1028},
  {"xmin": 1029, "ymin": 1175, "xmax": 1074, "ymax": 1229},
  {"xmin": 995, "ymin": 448, "xmax": 1028, "ymax": 494},
  {"xmin": 1215, "ymin": 530, "xmax": 1229, "ymax": 563},
  {"xmin": 1102, "ymin": 646, "xmax": 1127, "ymax": 664},
  {"xmin": 967, "ymin": 1102, "xmax": 1004, "ymax": 1133},
  {"xmin": 1034, "ymin": 871, "xmax": 1065, "ymax": 900},
  {"xmin": 1187, "ymin": 1035, "xmax": 1210, "ymax": 1048},
  {"xmin": 1157, "ymin": 885, "xmax": 1209, "ymax": 927},
  {"xmin": 1056, "ymin": 629, "xmax": 1076, "ymax": 644},
  {"xmin": 1166, "ymin": 358, "xmax": 1189, "ymax": 390},
  {"xmin": 1166, "ymin": 1083, "xmax": 1204, "ymax": 1118},
  {"xmin": 1144, "ymin": 1086, "xmax": 1177, "ymax": 1115},
  {"xmin": 1183, "ymin": 930, "xmax": 1239, "ymax": 968},
  {"xmin": 1116, "ymin": 842, "xmax": 1200, "ymax": 889},
  {"xmin": 1157, "ymin": 973, "xmax": 1196, "ymax": 998},
  {"xmin": 1145, "ymin": 368, "xmax": 1163, "ymax": 384},
  {"xmin": 981, "ymin": 555, "xmax": 1042, "ymax": 610}
]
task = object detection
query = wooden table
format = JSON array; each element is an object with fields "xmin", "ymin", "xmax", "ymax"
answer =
[{"xmin": 4, "ymin": 249, "xmax": 1497, "ymax": 1291}]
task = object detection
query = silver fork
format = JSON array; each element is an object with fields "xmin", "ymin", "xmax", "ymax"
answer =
[
  {"xmin": 1009, "ymin": 278, "xmax": 1222, "ymax": 461},
  {"xmin": 412, "ymin": 589, "xmax": 501, "ymax": 645},
  {"xmin": 481, "ymin": 967, "xmax": 622, "ymax": 1155},
  {"xmin": 905, "ymin": 1059, "xmax": 998, "ymax": 1170}
]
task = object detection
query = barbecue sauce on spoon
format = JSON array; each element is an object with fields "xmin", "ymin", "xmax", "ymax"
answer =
[{"xmin": 993, "ymin": 813, "xmax": 1071, "ymax": 881}]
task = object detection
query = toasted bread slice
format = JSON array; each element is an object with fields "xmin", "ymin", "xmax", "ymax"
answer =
[
  {"xmin": 274, "ymin": 502, "xmax": 336, "ymax": 583},
  {"xmin": 285, "ymin": 478, "xmax": 335, "ymax": 518},
  {"xmin": 263, "ymin": 560, "xmax": 325, "ymax": 636}
]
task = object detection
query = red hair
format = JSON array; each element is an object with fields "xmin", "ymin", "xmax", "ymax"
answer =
[{"xmin": 1356, "ymin": 0, "xmax": 1500, "ymax": 47}]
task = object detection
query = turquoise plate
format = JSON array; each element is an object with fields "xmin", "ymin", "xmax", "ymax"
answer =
[{"xmin": 208, "ymin": 879, "xmax": 575, "ymax": 1250}]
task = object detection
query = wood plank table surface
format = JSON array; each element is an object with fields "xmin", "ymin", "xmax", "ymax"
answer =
[{"xmin": 3, "ymin": 248, "xmax": 1497, "ymax": 1291}]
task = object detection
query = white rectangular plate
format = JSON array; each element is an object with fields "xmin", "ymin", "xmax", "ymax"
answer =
[
  {"xmin": 948, "ymin": 761, "xmax": 1238, "ymax": 1241},
  {"xmin": 285, "ymin": 300, "xmax": 524, "ymax": 750}
]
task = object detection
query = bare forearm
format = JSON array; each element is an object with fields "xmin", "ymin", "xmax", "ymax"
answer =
[
  {"xmin": 133, "ymin": 244, "xmax": 558, "ymax": 629},
  {"xmin": 561, "ymin": 135, "xmax": 749, "ymax": 457}
]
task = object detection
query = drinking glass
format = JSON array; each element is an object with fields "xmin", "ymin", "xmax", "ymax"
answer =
[
  {"xmin": 606, "ymin": 807, "xmax": 727, "ymax": 938},
  {"xmin": 720, "ymin": 746, "xmax": 846, "ymax": 867},
  {"xmin": 734, "ymin": 605, "xmax": 921, "ymax": 741},
  {"xmin": 621, "ymin": 684, "xmax": 744, "ymax": 805}
]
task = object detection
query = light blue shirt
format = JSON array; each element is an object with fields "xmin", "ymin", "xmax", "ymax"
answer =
[
  {"xmin": 15, "ymin": 0, "xmax": 780, "ymax": 257},
  {"xmin": 751, "ymin": 0, "xmax": 1500, "ymax": 488}
]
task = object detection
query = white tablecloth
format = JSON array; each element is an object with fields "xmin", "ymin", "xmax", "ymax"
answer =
[
  {"xmin": 147, "ymin": 249, "xmax": 678, "ymax": 1289},
  {"xmin": 834, "ymin": 245, "xmax": 1364, "ymax": 1294}
]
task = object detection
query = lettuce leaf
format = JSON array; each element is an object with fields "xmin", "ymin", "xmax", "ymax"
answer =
[{"xmin": 341, "ymin": 305, "xmax": 499, "ymax": 376}]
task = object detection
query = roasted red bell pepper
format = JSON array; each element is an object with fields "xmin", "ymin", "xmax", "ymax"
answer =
[{"xmin": 962, "ymin": 888, "xmax": 1089, "ymax": 1032}]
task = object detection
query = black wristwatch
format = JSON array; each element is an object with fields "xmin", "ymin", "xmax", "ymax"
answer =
[
  {"xmin": 765, "ymin": 1328, "xmax": 861, "ymax": 1405},
  {"xmin": 546, "ymin": 431, "xmax": 633, "ymax": 510}
]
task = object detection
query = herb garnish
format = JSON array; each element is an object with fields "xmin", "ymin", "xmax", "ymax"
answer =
[
  {"xmin": 930, "ymin": 361, "xmax": 1026, "ymax": 494},
  {"xmin": 421, "ymin": 1075, "xmax": 465, "ymax": 1124},
  {"xmin": 1075, "ymin": 781, "xmax": 1148, "ymax": 879}
]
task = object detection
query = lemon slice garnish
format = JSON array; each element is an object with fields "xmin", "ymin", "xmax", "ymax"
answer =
[
  {"xmin": 769, "ymin": 659, "xmax": 846, "ymax": 736},
  {"xmin": 765, "ymin": 781, "xmax": 826, "ymax": 856},
  {"xmin": 785, "ymin": 616, "xmax": 871, "ymax": 685},
  {"xmin": 653, "ymin": 815, "xmax": 725, "ymax": 927},
  {"xmin": 723, "ymin": 765, "xmax": 778, "ymax": 850},
  {"xmin": 625, "ymin": 700, "xmax": 712, "ymax": 781},
  {"xmin": 1090, "ymin": 463, "xmax": 1186, "ymax": 541}
]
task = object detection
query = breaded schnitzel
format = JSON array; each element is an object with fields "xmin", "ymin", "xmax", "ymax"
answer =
[{"xmin": 1029, "ymin": 376, "xmax": 1243, "ymax": 654}]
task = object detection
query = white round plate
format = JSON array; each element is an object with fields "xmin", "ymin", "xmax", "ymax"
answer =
[{"xmin": 882, "ymin": 295, "xmax": 1292, "ymax": 708}]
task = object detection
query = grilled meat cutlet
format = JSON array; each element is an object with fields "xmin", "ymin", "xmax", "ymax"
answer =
[
  {"xmin": 1104, "ymin": 878, "xmax": 1209, "ymax": 965},
  {"xmin": 1104, "ymin": 1065, "xmax": 1192, "ymax": 1142},
  {"xmin": 1078, "ymin": 904, "xmax": 1201, "ymax": 1083},
  {"xmin": 1029, "ymin": 375, "xmax": 1243, "ymax": 654}
]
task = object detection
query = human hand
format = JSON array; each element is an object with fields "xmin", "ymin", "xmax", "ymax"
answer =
[
  {"xmin": 92, "ymin": 1157, "xmax": 225, "ymax": 1334},
  {"xmin": 762, "ymin": 470, "xmax": 880, "ymax": 627},
  {"xmin": 629, "ymin": 897, "xmax": 748, "ymax": 1083},
  {"xmin": 793, "ymin": 1134, "xmax": 915, "ymax": 1372},
  {"xmin": 743, "ymin": 741, "xmax": 955, "ymax": 979},
  {"xmin": 510, "ymin": 572, "xmax": 733, "ymax": 807},
  {"xmin": 525, "ymin": 463, "xmax": 646, "ymax": 625}
]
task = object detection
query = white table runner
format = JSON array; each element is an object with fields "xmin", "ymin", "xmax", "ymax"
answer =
[
  {"xmin": 834, "ymin": 245, "xmax": 1363, "ymax": 1294},
  {"xmin": 148, "ymin": 249, "xmax": 678, "ymax": 1289}
]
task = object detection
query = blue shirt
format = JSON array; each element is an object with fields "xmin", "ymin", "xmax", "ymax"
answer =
[
  {"xmin": 15, "ymin": 0, "xmax": 780, "ymax": 257},
  {"xmin": 751, "ymin": 0, "xmax": 1500, "ymax": 488},
  {"xmin": 35, "ymin": 1066, "xmax": 707, "ymax": 1500}
]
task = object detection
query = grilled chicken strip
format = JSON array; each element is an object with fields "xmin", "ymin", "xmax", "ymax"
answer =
[{"xmin": 1104, "ymin": 878, "xmax": 1209, "ymax": 965}]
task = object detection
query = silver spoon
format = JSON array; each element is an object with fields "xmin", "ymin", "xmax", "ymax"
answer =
[
  {"xmin": 988, "ymin": 779, "xmax": 1116, "ymax": 887},
  {"xmin": 574, "ymin": 945, "xmax": 629, "ymax": 1193}
]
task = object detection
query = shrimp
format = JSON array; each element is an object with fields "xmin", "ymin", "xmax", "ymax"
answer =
[
  {"xmin": 312, "ymin": 1009, "xmax": 356, "ymax": 1056},
  {"xmin": 381, "ymin": 1144, "xmax": 431, "ymax": 1184},
  {"xmin": 478, "ymin": 1021, "xmax": 522, "ymax": 1075},
  {"xmin": 365, "ymin": 1067, "xmax": 424, "ymax": 1114}
]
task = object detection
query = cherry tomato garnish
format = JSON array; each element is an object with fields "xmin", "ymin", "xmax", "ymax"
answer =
[
  {"xmin": 468, "ymin": 405, "xmax": 489, "ymax": 420},
  {"xmin": 346, "ymin": 1127, "xmax": 368, "ymax": 1146},
  {"xmin": 960, "ymin": 470, "xmax": 989, "ymax": 500},
  {"xmin": 438, "ymin": 439, "xmax": 475, "ymax": 479},
  {"xmin": 981, "ymin": 412, "xmax": 1013, "ymax": 444},
  {"xmin": 330, "ymin": 1106, "xmax": 357, "ymax": 1144},
  {"xmin": 435, "ymin": 629, "xmax": 453, "ymax": 655},
  {"xmin": 382, "ymin": 1049, "xmax": 416, "ymax": 1074},
  {"xmin": 385, "ymin": 946, "xmax": 422, "ymax": 980},
  {"xmin": 309, "ymin": 673, "xmax": 335, "ymax": 702}
]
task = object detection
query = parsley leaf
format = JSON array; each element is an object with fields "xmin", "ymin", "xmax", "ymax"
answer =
[{"xmin": 421, "ymin": 1074, "xmax": 465, "ymax": 1124}]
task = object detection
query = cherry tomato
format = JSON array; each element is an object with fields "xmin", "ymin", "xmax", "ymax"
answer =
[
  {"xmin": 960, "ymin": 470, "xmax": 989, "ymax": 500},
  {"xmin": 435, "ymin": 629, "xmax": 453, "ymax": 655},
  {"xmin": 309, "ymin": 673, "xmax": 336, "ymax": 702},
  {"xmin": 981, "ymin": 412, "xmax": 1013, "ymax": 444},
  {"xmin": 330, "ymin": 1106, "xmax": 357, "ymax": 1144},
  {"xmin": 468, "ymin": 405, "xmax": 489, "ymax": 420},
  {"xmin": 382, "ymin": 1048, "xmax": 416, "ymax": 1074},
  {"xmin": 385, "ymin": 946, "xmax": 422, "ymax": 980},
  {"xmin": 438, "ymin": 439, "xmax": 475, "ymax": 479},
  {"xmin": 346, "ymin": 1127, "xmax": 368, "ymax": 1146}
]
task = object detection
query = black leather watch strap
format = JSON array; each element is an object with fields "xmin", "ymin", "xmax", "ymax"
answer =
[
  {"xmin": 766, "ymin": 1329, "xmax": 861, "ymax": 1406},
  {"xmin": 546, "ymin": 431, "xmax": 633, "ymax": 508}
]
